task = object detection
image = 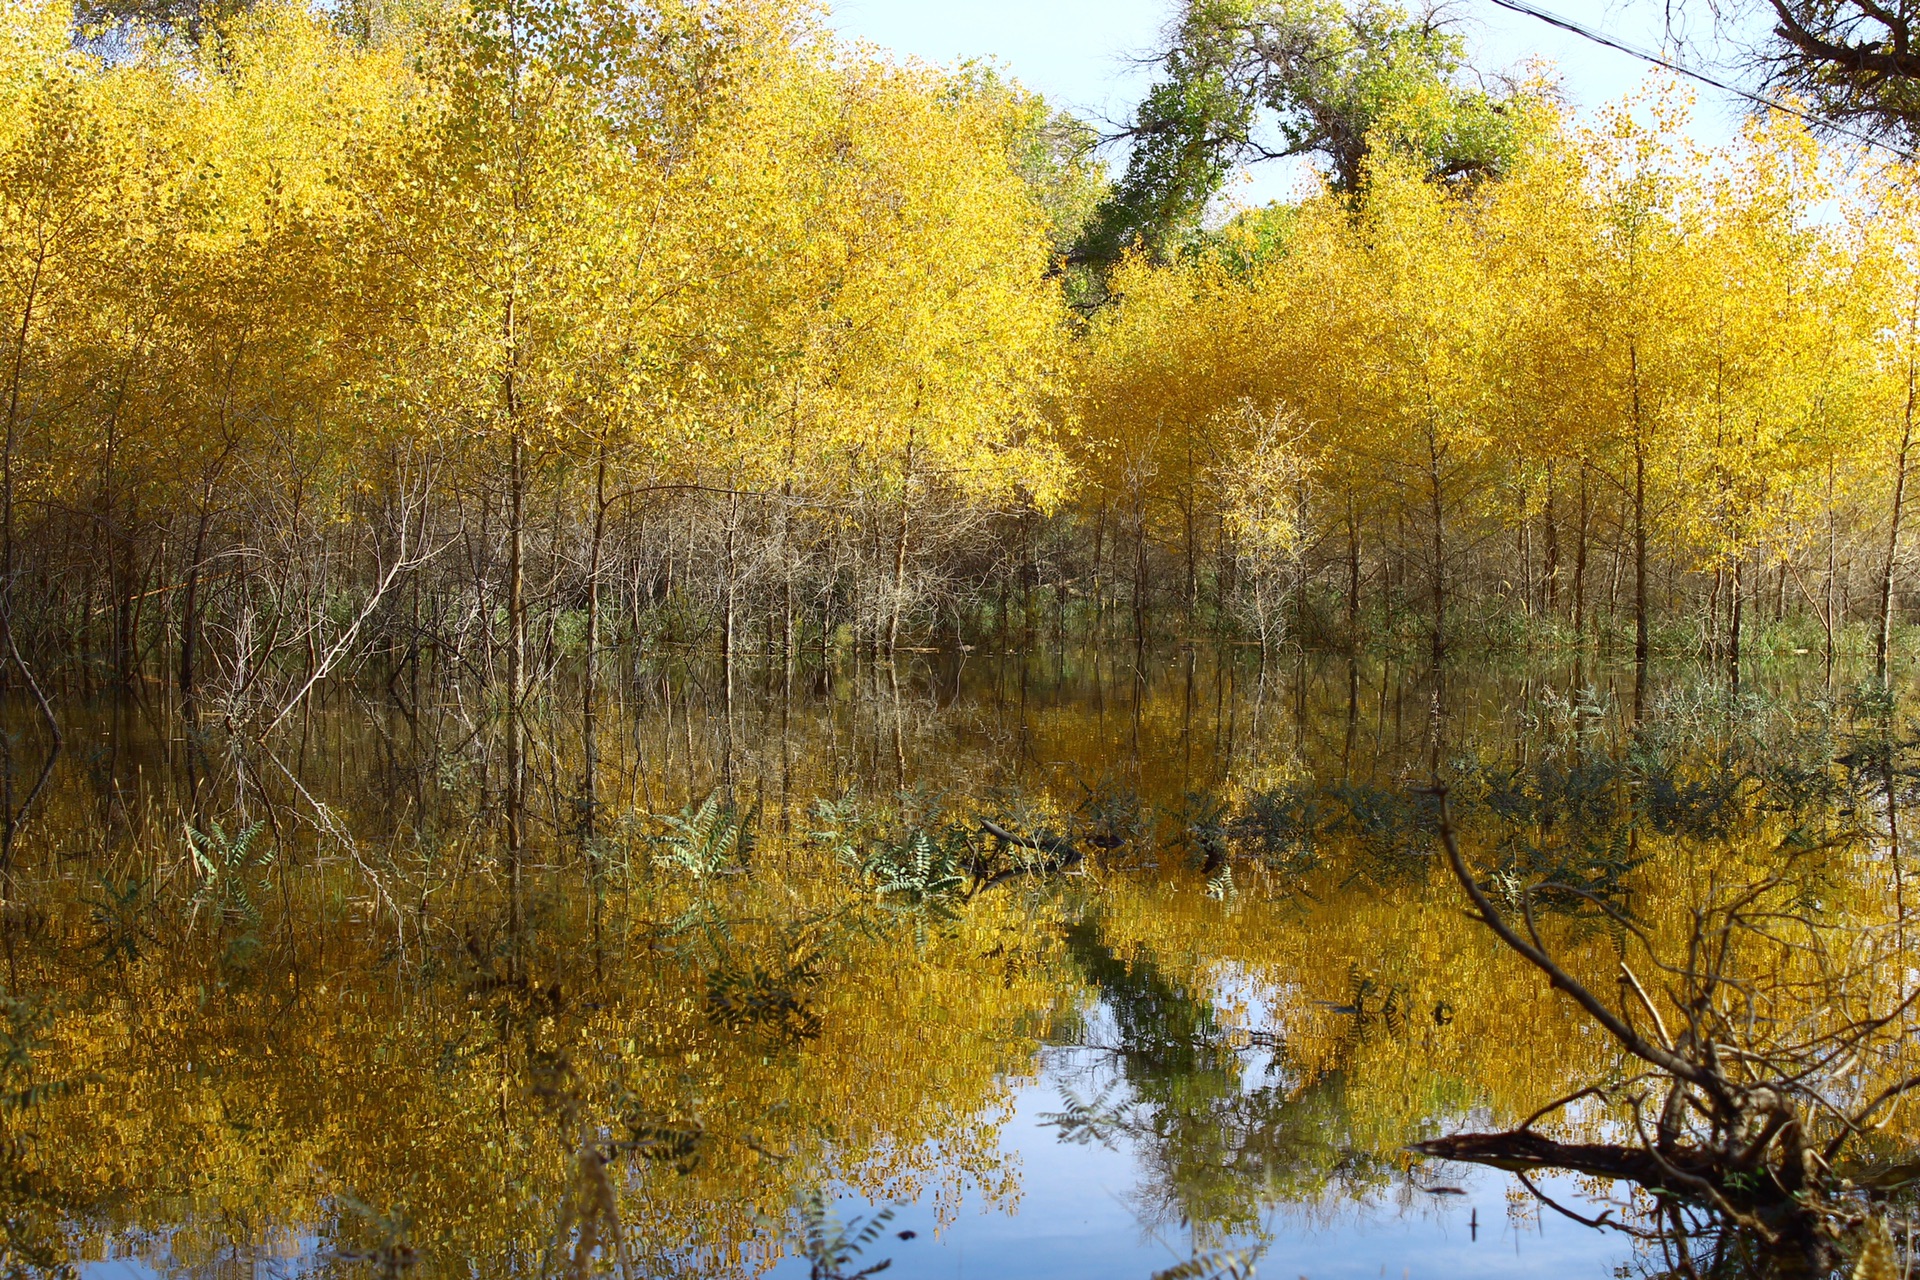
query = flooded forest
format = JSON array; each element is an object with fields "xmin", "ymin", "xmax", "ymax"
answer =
[{"xmin": 12, "ymin": 0, "xmax": 1920, "ymax": 1275}]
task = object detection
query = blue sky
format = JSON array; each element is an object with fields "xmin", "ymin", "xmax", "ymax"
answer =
[{"xmin": 826, "ymin": 0, "xmax": 1755, "ymax": 206}]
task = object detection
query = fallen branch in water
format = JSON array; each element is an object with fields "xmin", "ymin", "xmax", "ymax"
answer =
[
  {"xmin": 1415, "ymin": 786, "xmax": 1920, "ymax": 1272},
  {"xmin": 1415, "ymin": 1128, "xmax": 1715, "ymax": 1187},
  {"xmin": 964, "ymin": 819, "xmax": 1082, "ymax": 896}
]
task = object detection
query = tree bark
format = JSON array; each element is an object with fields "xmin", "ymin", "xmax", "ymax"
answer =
[
  {"xmin": 1092, "ymin": 497, "xmax": 1107, "ymax": 637},
  {"xmin": 886, "ymin": 428, "xmax": 915, "ymax": 655},
  {"xmin": 722, "ymin": 489, "xmax": 739, "ymax": 689},
  {"xmin": 1427, "ymin": 426, "xmax": 1446, "ymax": 669},
  {"xmin": 506, "ymin": 429, "xmax": 527, "ymax": 951},
  {"xmin": 1879, "ymin": 334, "xmax": 1917, "ymax": 682},
  {"xmin": 2, "ymin": 248, "xmax": 45, "ymax": 677},
  {"xmin": 1544, "ymin": 463, "xmax": 1560, "ymax": 614},
  {"xmin": 582, "ymin": 446, "xmax": 606, "ymax": 852},
  {"xmin": 887, "ymin": 496, "xmax": 911, "ymax": 655},
  {"xmin": 1133, "ymin": 499, "xmax": 1149, "ymax": 649},
  {"xmin": 179, "ymin": 500, "xmax": 214, "ymax": 709},
  {"xmin": 1729, "ymin": 552, "xmax": 1743, "ymax": 693},
  {"xmin": 1631, "ymin": 344, "xmax": 1649, "ymax": 722},
  {"xmin": 1826, "ymin": 465, "xmax": 1839, "ymax": 685},
  {"xmin": 1573, "ymin": 459, "xmax": 1589, "ymax": 641},
  {"xmin": 1346, "ymin": 491, "xmax": 1362, "ymax": 657}
]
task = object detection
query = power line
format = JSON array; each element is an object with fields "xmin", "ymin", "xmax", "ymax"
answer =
[{"xmin": 1484, "ymin": 0, "xmax": 1918, "ymax": 162}]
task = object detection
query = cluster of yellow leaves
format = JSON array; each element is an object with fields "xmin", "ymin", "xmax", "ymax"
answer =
[
  {"xmin": 1073, "ymin": 88, "xmax": 1920, "ymax": 606},
  {"xmin": 0, "ymin": 0, "xmax": 1073, "ymax": 588},
  {"xmin": 17, "ymin": 863, "xmax": 1075, "ymax": 1279}
]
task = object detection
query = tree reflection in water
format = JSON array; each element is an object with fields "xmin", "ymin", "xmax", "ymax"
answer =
[{"xmin": 0, "ymin": 650, "xmax": 1916, "ymax": 1277}]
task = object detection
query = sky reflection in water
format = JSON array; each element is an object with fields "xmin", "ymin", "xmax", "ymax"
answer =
[{"xmin": 36, "ymin": 648, "xmax": 1870, "ymax": 1280}]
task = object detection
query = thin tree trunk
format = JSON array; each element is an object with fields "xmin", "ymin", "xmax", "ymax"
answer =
[
  {"xmin": 1346, "ymin": 492, "xmax": 1362, "ymax": 657},
  {"xmin": 506, "ymin": 430, "xmax": 527, "ymax": 952},
  {"xmin": 1879, "ymin": 337, "xmax": 1917, "ymax": 682},
  {"xmin": 179, "ymin": 502, "xmax": 213, "ymax": 708},
  {"xmin": 1632, "ymin": 344, "xmax": 1649, "ymax": 722},
  {"xmin": 1133, "ymin": 501, "xmax": 1149, "ymax": 650},
  {"xmin": 780, "ymin": 478, "xmax": 794, "ymax": 665},
  {"xmin": 1428, "ymin": 427, "xmax": 1446, "ymax": 669},
  {"xmin": 582, "ymin": 446, "xmax": 607, "ymax": 852},
  {"xmin": 1092, "ymin": 497, "xmax": 1107, "ymax": 638},
  {"xmin": 887, "ymin": 496, "xmax": 911, "ymax": 655},
  {"xmin": 1574, "ymin": 459, "xmax": 1590, "ymax": 642},
  {"xmin": 722, "ymin": 490, "xmax": 739, "ymax": 691},
  {"xmin": 1183, "ymin": 437, "xmax": 1197, "ymax": 625},
  {"xmin": 1519, "ymin": 484, "xmax": 1533, "ymax": 617},
  {"xmin": 1826, "ymin": 464, "xmax": 1839, "ymax": 686},
  {"xmin": 2, "ymin": 249, "xmax": 45, "ymax": 663},
  {"xmin": 1708, "ymin": 566, "xmax": 1723, "ymax": 661},
  {"xmin": 1544, "ymin": 463, "xmax": 1560, "ymax": 614},
  {"xmin": 116, "ymin": 500, "xmax": 138, "ymax": 688},
  {"xmin": 885, "ymin": 427, "xmax": 915, "ymax": 655},
  {"xmin": 1729, "ymin": 552, "xmax": 1743, "ymax": 693}
]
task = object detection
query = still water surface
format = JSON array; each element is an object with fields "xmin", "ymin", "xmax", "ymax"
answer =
[{"xmin": 22, "ymin": 645, "xmax": 1882, "ymax": 1279}]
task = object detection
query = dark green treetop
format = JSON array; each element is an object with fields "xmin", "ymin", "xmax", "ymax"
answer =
[{"xmin": 1075, "ymin": 0, "xmax": 1531, "ymax": 264}]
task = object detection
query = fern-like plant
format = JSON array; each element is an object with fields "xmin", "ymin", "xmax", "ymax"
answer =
[
  {"xmin": 1152, "ymin": 1246, "xmax": 1261, "ymax": 1280},
  {"xmin": 1040, "ymin": 1085, "xmax": 1132, "ymax": 1149},
  {"xmin": 651, "ymin": 792, "xmax": 756, "ymax": 880},
  {"xmin": 806, "ymin": 790, "xmax": 869, "ymax": 864},
  {"xmin": 87, "ymin": 876, "xmax": 151, "ymax": 970},
  {"xmin": 706, "ymin": 952, "xmax": 822, "ymax": 1043},
  {"xmin": 185, "ymin": 818, "xmax": 273, "ymax": 925},
  {"xmin": 811, "ymin": 790, "xmax": 968, "ymax": 911},
  {"xmin": 859, "ymin": 828, "xmax": 966, "ymax": 910},
  {"xmin": 795, "ymin": 1188, "xmax": 895, "ymax": 1280}
]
